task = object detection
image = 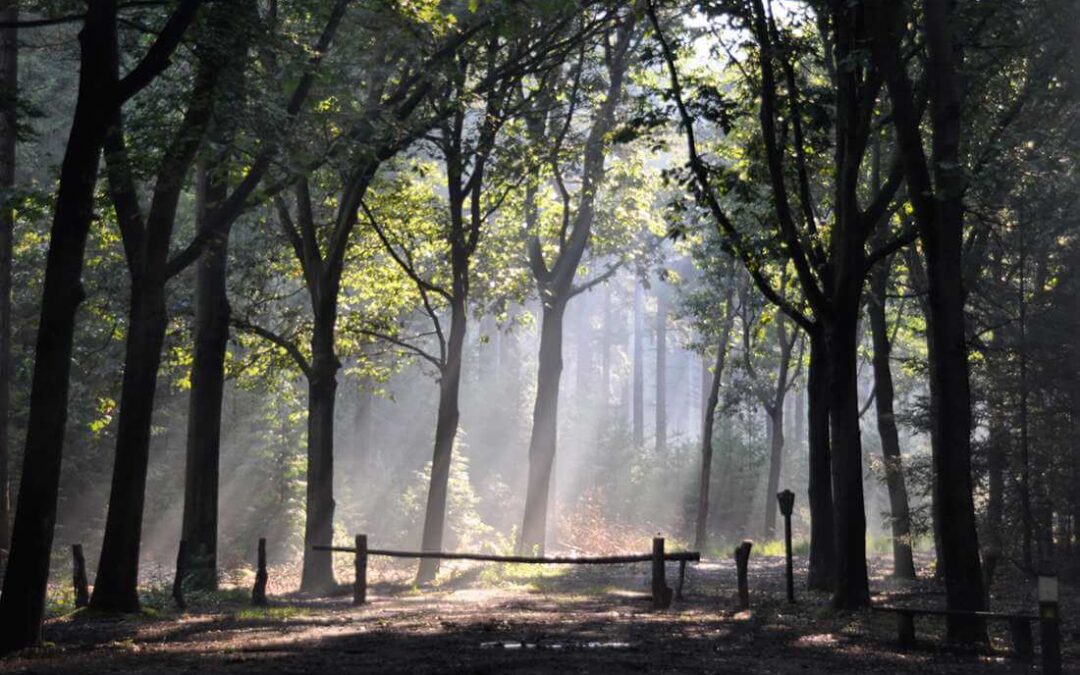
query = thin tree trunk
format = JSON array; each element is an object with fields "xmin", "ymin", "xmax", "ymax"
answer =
[
  {"xmin": 417, "ymin": 299, "xmax": 466, "ymax": 583},
  {"xmin": 92, "ymin": 283, "xmax": 170, "ymax": 612},
  {"xmin": 0, "ymin": 0, "xmax": 15, "ymax": 568},
  {"xmin": 518, "ymin": 299, "xmax": 566, "ymax": 554},
  {"xmin": 763, "ymin": 406, "xmax": 785, "ymax": 540},
  {"xmin": 655, "ymin": 289, "xmax": 667, "ymax": 453},
  {"xmin": 632, "ymin": 283, "xmax": 644, "ymax": 446},
  {"xmin": 179, "ymin": 160, "xmax": 230, "ymax": 591},
  {"xmin": 695, "ymin": 300, "xmax": 734, "ymax": 551},
  {"xmin": 806, "ymin": 330, "xmax": 835, "ymax": 591},
  {"xmin": 867, "ymin": 261, "xmax": 916, "ymax": 579}
]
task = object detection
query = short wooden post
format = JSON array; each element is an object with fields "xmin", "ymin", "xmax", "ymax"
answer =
[
  {"xmin": 777, "ymin": 490, "xmax": 795, "ymax": 603},
  {"xmin": 1038, "ymin": 575, "xmax": 1061, "ymax": 675},
  {"xmin": 172, "ymin": 540, "xmax": 188, "ymax": 610},
  {"xmin": 353, "ymin": 534, "xmax": 368, "ymax": 606},
  {"xmin": 675, "ymin": 559, "xmax": 687, "ymax": 600},
  {"xmin": 897, "ymin": 611, "xmax": 916, "ymax": 649},
  {"xmin": 1008, "ymin": 617, "xmax": 1033, "ymax": 660},
  {"xmin": 651, "ymin": 537, "xmax": 672, "ymax": 609},
  {"xmin": 734, "ymin": 540, "xmax": 752, "ymax": 610},
  {"xmin": 71, "ymin": 544, "xmax": 90, "ymax": 608},
  {"xmin": 251, "ymin": 537, "xmax": 268, "ymax": 606}
]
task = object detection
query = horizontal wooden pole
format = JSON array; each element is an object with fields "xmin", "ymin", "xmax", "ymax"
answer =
[
  {"xmin": 311, "ymin": 546, "xmax": 700, "ymax": 564},
  {"xmin": 871, "ymin": 606, "xmax": 1038, "ymax": 621}
]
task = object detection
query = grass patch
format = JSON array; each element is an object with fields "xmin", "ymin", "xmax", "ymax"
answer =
[{"xmin": 233, "ymin": 606, "xmax": 310, "ymax": 622}]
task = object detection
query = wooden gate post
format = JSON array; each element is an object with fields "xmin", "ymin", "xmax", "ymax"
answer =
[
  {"xmin": 651, "ymin": 537, "xmax": 672, "ymax": 609},
  {"xmin": 251, "ymin": 538, "xmax": 268, "ymax": 606},
  {"xmin": 777, "ymin": 490, "xmax": 795, "ymax": 603},
  {"xmin": 353, "ymin": 534, "xmax": 368, "ymax": 606},
  {"xmin": 734, "ymin": 540, "xmax": 752, "ymax": 610},
  {"xmin": 1039, "ymin": 574, "xmax": 1061, "ymax": 675},
  {"xmin": 71, "ymin": 544, "xmax": 90, "ymax": 608}
]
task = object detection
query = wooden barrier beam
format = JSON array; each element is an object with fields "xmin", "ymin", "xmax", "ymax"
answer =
[{"xmin": 311, "ymin": 545, "xmax": 700, "ymax": 564}]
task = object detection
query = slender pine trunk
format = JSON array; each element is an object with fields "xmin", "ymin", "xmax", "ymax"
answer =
[
  {"xmin": 417, "ymin": 299, "xmax": 466, "ymax": 583},
  {"xmin": 518, "ymin": 299, "xmax": 566, "ymax": 554},
  {"xmin": 91, "ymin": 282, "xmax": 170, "ymax": 612},
  {"xmin": 179, "ymin": 161, "xmax": 230, "ymax": 591},
  {"xmin": 867, "ymin": 262, "xmax": 916, "ymax": 579},
  {"xmin": 655, "ymin": 289, "xmax": 667, "ymax": 453}
]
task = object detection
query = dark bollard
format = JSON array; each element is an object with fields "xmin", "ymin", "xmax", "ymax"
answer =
[
  {"xmin": 651, "ymin": 537, "xmax": 672, "ymax": 609},
  {"xmin": 353, "ymin": 534, "xmax": 368, "ymax": 606},
  {"xmin": 252, "ymin": 538, "xmax": 268, "ymax": 606},
  {"xmin": 1039, "ymin": 574, "xmax": 1061, "ymax": 675},
  {"xmin": 734, "ymin": 540, "xmax": 752, "ymax": 610},
  {"xmin": 777, "ymin": 490, "xmax": 795, "ymax": 603},
  {"xmin": 72, "ymin": 544, "xmax": 90, "ymax": 608}
]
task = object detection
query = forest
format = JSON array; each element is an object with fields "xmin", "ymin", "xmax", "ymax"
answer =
[{"xmin": 0, "ymin": 0, "xmax": 1077, "ymax": 672}]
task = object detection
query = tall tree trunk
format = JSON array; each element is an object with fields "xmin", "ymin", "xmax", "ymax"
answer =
[
  {"xmin": 655, "ymin": 289, "xmax": 667, "ymax": 453},
  {"xmin": 763, "ymin": 406, "xmax": 785, "ymax": 540},
  {"xmin": 300, "ymin": 314, "xmax": 339, "ymax": 594},
  {"xmin": 179, "ymin": 160, "xmax": 230, "ymax": 591},
  {"xmin": 91, "ymin": 282, "xmax": 170, "ymax": 612},
  {"xmin": 0, "ymin": 0, "xmax": 15, "ymax": 569},
  {"xmin": 417, "ymin": 299, "xmax": 466, "ymax": 583},
  {"xmin": 518, "ymin": 299, "xmax": 566, "ymax": 554},
  {"xmin": 0, "ymin": 0, "xmax": 196, "ymax": 645},
  {"xmin": 806, "ymin": 330, "xmax": 835, "ymax": 591},
  {"xmin": 695, "ymin": 303, "xmax": 734, "ymax": 551},
  {"xmin": 826, "ymin": 299, "xmax": 870, "ymax": 609},
  {"xmin": 632, "ymin": 283, "xmax": 644, "ymax": 445},
  {"xmin": 868, "ymin": 0, "xmax": 986, "ymax": 639},
  {"xmin": 867, "ymin": 261, "xmax": 916, "ymax": 579}
]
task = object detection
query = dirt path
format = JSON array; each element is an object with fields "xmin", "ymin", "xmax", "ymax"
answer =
[{"xmin": 1, "ymin": 555, "xmax": 1074, "ymax": 674}]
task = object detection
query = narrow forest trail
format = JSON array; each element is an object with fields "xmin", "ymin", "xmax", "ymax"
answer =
[{"xmin": 1, "ymin": 555, "xmax": 1075, "ymax": 674}]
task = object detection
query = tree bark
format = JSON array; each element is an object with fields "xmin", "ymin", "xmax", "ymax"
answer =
[
  {"xmin": 0, "ymin": 0, "xmax": 15, "ymax": 569},
  {"xmin": 867, "ymin": 0, "xmax": 986, "ymax": 640},
  {"xmin": 825, "ymin": 299, "xmax": 870, "ymax": 609},
  {"xmin": 179, "ymin": 160, "xmax": 231, "ymax": 591},
  {"xmin": 654, "ymin": 288, "xmax": 667, "ymax": 453},
  {"xmin": 91, "ymin": 282, "xmax": 171, "ymax": 612},
  {"xmin": 806, "ymin": 330, "xmax": 835, "ymax": 592},
  {"xmin": 632, "ymin": 283, "xmax": 644, "ymax": 446},
  {"xmin": 416, "ymin": 298, "xmax": 466, "ymax": 583},
  {"xmin": 518, "ymin": 299, "xmax": 566, "ymax": 554},
  {"xmin": 867, "ymin": 260, "xmax": 916, "ymax": 579},
  {"xmin": 0, "ymin": 3, "xmax": 120, "ymax": 647},
  {"xmin": 695, "ymin": 298, "xmax": 735, "ymax": 551},
  {"xmin": 300, "ymin": 316, "xmax": 339, "ymax": 594}
]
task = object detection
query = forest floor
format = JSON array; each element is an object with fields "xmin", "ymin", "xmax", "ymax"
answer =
[{"xmin": 0, "ymin": 553, "xmax": 1076, "ymax": 674}]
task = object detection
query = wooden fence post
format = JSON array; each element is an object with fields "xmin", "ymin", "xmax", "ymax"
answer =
[
  {"xmin": 777, "ymin": 490, "xmax": 795, "ymax": 603},
  {"xmin": 734, "ymin": 540, "xmax": 752, "ymax": 610},
  {"xmin": 71, "ymin": 544, "xmax": 90, "ymax": 608},
  {"xmin": 1039, "ymin": 574, "xmax": 1061, "ymax": 675},
  {"xmin": 252, "ymin": 538, "xmax": 268, "ymax": 606},
  {"xmin": 353, "ymin": 534, "xmax": 368, "ymax": 606},
  {"xmin": 651, "ymin": 537, "xmax": 672, "ymax": 609},
  {"xmin": 173, "ymin": 540, "xmax": 188, "ymax": 610}
]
